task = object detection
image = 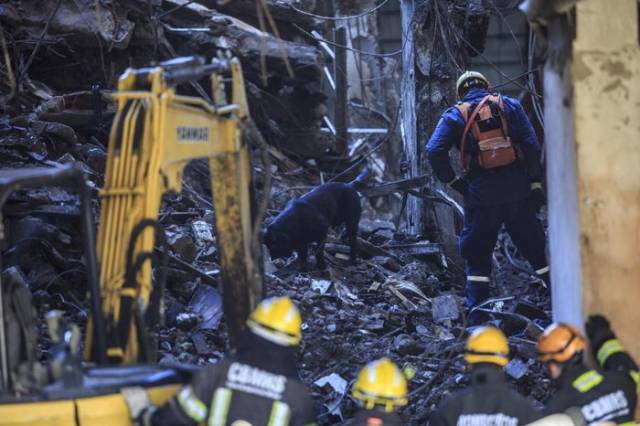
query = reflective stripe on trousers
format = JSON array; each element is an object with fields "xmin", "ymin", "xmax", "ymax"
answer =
[{"xmin": 467, "ymin": 275, "xmax": 490, "ymax": 283}]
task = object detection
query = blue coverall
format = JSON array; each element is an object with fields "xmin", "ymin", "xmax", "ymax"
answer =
[{"xmin": 426, "ymin": 88, "xmax": 548, "ymax": 315}]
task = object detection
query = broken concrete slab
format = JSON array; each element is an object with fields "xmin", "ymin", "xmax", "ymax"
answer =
[
  {"xmin": 310, "ymin": 279, "xmax": 332, "ymax": 295},
  {"xmin": 313, "ymin": 373, "xmax": 348, "ymax": 395},
  {"xmin": 191, "ymin": 220, "xmax": 215, "ymax": 245},
  {"xmin": 188, "ymin": 285, "xmax": 223, "ymax": 330},
  {"xmin": 394, "ymin": 334, "xmax": 425, "ymax": 355},
  {"xmin": 191, "ymin": 332, "xmax": 212, "ymax": 356},
  {"xmin": 176, "ymin": 312, "xmax": 200, "ymax": 331},
  {"xmin": 166, "ymin": 232, "xmax": 197, "ymax": 263},
  {"xmin": 432, "ymin": 294, "xmax": 460, "ymax": 323},
  {"xmin": 505, "ymin": 358, "xmax": 529, "ymax": 380}
]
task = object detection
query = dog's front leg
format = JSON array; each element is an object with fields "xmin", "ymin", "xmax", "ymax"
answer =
[
  {"xmin": 296, "ymin": 245, "xmax": 309, "ymax": 271},
  {"xmin": 315, "ymin": 238, "xmax": 327, "ymax": 270},
  {"xmin": 348, "ymin": 230, "xmax": 358, "ymax": 265}
]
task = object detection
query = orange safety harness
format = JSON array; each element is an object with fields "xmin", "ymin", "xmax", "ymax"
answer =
[{"xmin": 456, "ymin": 94, "xmax": 521, "ymax": 171}]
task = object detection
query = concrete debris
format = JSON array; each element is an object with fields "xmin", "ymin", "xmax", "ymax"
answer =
[
  {"xmin": 191, "ymin": 332, "xmax": 212, "ymax": 356},
  {"xmin": 394, "ymin": 334, "xmax": 425, "ymax": 356},
  {"xmin": 310, "ymin": 279, "xmax": 332, "ymax": 295},
  {"xmin": 431, "ymin": 294, "xmax": 460, "ymax": 324},
  {"xmin": 191, "ymin": 220, "xmax": 215, "ymax": 245},
  {"xmin": 314, "ymin": 373, "xmax": 348, "ymax": 395},
  {"xmin": 433, "ymin": 325, "xmax": 456, "ymax": 341},
  {"xmin": 176, "ymin": 312, "xmax": 200, "ymax": 331},
  {"xmin": 505, "ymin": 358, "xmax": 529, "ymax": 381},
  {"xmin": 166, "ymin": 228, "xmax": 198, "ymax": 263},
  {"xmin": 188, "ymin": 285, "xmax": 223, "ymax": 330}
]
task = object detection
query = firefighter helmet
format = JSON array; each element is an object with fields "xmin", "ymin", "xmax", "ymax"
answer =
[
  {"xmin": 537, "ymin": 323, "xmax": 586, "ymax": 363},
  {"xmin": 352, "ymin": 358, "xmax": 408, "ymax": 413},
  {"xmin": 456, "ymin": 70, "xmax": 490, "ymax": 98},
  {"xmin": 246, "ymin": 296, "xmax": 302, "ymax": 346},
  {"xmin": 465, "ymin": 326, "xmax": 510, "ymax": 367}
]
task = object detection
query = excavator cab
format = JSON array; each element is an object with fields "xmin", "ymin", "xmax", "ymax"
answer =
[{"xmin": 0, "ymin": 56, "xmax": 263, "ymax": 425}]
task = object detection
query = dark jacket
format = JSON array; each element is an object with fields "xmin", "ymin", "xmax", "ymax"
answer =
[
  {"xmin": 345, "ymin": 409, "xmax": 403, "ymax": 426},
  {"xmin": 426, "ymin": 88, "xmax": 542, "ymax": 207},
  {"xmin": 151, "ymin": 333, "xmax": 316, "ymax": 426},
  {"xmin": 429, "ymin": 364, "xmax": 541, "ymax": 426},
  {"xmin": 545, "ymin": 337, "xmax": 639, "ymax": 425}
]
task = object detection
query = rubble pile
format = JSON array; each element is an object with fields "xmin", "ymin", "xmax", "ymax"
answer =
[{"xmin": 0, "ymin": 1, "xmax": 552, "ymax": 424}]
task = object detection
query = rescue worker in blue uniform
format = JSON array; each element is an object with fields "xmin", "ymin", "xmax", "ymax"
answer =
[{"xmin": 426, "ymin": 71, "xmax": 549, "ymax": 323}]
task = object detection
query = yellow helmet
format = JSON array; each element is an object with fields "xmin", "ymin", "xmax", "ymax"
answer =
[
  {"xmin": 246, "ymin": 296, "xmax": 301, "ymax": 346},
  {"xmin": 352, "ymin": 358, "xmax": 408, "ymax": 413},
  {"xmin": 456, "ymin": 70, "xmax": 489, "ymax": 98},
  {"xmin": 465, "ymin": 326, "xmax": 510, "ymax": 367},
  {"xmin": 537, "ymin": 323, "xmax": 586, "ymax": 363}
]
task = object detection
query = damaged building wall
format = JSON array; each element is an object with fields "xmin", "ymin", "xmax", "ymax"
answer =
[{"xmin": 542, "ymin": 0, "xmax": 640, "ymax": 370}]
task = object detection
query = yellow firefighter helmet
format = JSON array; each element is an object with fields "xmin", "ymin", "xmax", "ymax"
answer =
[
  {"xmin": 465, "ymin": 326, "xmax": 510, "ymax": 367},
  {"xmin": 352, "ymin": 358, "xmax": 408, "ymax": 413},
  {"xmin": 246, "ymin": 296, "xmax": 302, "ymax": 346}
]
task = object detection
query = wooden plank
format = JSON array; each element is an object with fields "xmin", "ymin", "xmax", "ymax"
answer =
[{"xmin": 400, "ymin": 0, "xmax": 421, "ymax": 234}]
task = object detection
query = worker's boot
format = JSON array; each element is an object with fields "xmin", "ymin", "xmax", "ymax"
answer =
[{"xmin": 466, "ymin": 278, "xmax": 491, "ymax": 326}]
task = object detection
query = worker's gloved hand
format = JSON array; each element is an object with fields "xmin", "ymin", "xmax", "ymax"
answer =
[
  {"xmin": 529, "ymin": 182, "xmax": 545, "ymax": 212},
  {"xmin": 122, "ymin": 386, "xmax": 155, "ymax": 426},
  {"xmin": 448, "ymin": 177, "xmax": 468, "ymax": 195},
  {"xmin": 585, "ymin": 314, "xmax": 616, "ymax": 348}
]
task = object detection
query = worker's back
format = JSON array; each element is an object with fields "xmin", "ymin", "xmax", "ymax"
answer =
[
  {"xmin": 430, "ymin": 364, "xmax": 541, "ymax": 426},
  {"xmin": 544, "ymin": 363, "xmax": 637, "ymax": 425},
  {"xmin": 151, "ymin": 332, "xmax": 315, "ymax": 426}
]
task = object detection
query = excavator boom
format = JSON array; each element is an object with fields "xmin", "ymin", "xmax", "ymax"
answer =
[{"xmin": 86, "ymin": 56, "xmax": 262, "ymax": 364}]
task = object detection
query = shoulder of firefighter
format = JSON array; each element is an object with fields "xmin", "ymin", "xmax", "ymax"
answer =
[
  {"xmin": 430, "ymin": 365, "xmax": 541, "ymax": 426},
  {"xmin": 544, "ymin": 330, "xmax": 639, "ymax": 425},
  {"xmin": 425, "ymin": 91, "xmax": 542, "ymax": 186},
  {"xmin": 149, "ymin": 359, "xmax": 316, "ymax": 426}
]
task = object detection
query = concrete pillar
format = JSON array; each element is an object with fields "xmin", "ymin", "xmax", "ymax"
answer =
[{"xmin": 548, "ymin": 0, "xmax": 640, "ymax": 360}]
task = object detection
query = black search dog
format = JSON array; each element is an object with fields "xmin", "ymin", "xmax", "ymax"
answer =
[{"xmin": 263, "ymin": 169, "xmax": 368, "ymax": 270}]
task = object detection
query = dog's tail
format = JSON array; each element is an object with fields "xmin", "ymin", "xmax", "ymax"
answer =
[{"xmin": 349, "ymin": 167, "xmax": 370, "ymax": 191}]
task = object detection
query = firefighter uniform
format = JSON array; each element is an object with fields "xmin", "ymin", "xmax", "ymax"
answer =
[
  {"xmin": 430, "ymin": 327, "xmax": 542, "ymax": 426},
  {"xmin": 426, "ymin": 71, "xmax": 548, "ymax": 321},
  {"xmin": 539, "ymin": 316, "xmax": 639, "ymax": 425},
  {"xmin": 150, "ymin": 297, "xmax": 316, "ymax": 426},
  {"xmin": 348, "ymin": 358, "xmax": 408, "ymax": 425}
]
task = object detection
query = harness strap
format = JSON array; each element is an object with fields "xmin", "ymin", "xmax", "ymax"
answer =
[
  {"xmin": 458, "ymin": 95, "xmax": 492, "ymax": 171},
  {"xmin": 457, "ymin": 95, "xmax": 508, "ymax": 171}
]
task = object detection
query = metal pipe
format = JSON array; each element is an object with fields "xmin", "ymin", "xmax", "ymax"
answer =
[
  {"xmin": 77, "ymin": 171, "xmax": 107, "ymax": 365},
  {"xmin": 0, "ymin": 221, "xmax": 9, "ymax": 391}
]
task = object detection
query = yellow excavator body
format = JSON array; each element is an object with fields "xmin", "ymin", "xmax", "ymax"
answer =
[
  {"xmin": 0, "ymin": 56, "xmax": 263, "ymax": 425},
  {"xmin": 0, "ymin": 384, "xmax": 178, "ymax": 426}
]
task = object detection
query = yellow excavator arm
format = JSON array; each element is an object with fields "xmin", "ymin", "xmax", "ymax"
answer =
[{"xmin": 86, "ymin": 56, "xmax": 262, "ymax": 364}]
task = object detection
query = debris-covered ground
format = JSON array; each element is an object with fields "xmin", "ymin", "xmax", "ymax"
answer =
[{"xmin": 0, "ymin": 0, "xmax": 552, "ymax": 424}]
